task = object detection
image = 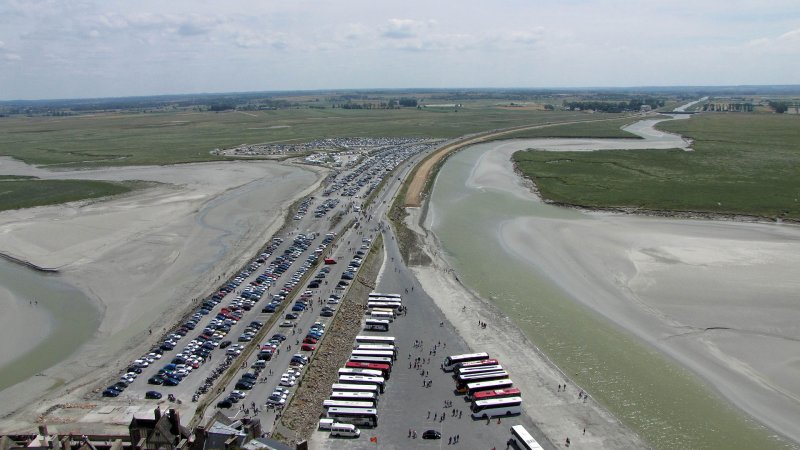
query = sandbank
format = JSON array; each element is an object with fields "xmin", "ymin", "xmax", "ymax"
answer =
[{"xmin": 0, "ymin": 158, "xmax": 325, "ymax": 431}]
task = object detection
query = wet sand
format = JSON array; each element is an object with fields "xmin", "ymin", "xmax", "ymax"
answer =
[
  {"xmin": 415, "ymin": 120, "xmax": 800, "ymax": 445},
  {"xmin": 0, "ymin": 285, "xmax": 53, "ymax": 368},
  {"xmin": 0, "ymin": 158, "xmax": 324, "ymax": 431}
]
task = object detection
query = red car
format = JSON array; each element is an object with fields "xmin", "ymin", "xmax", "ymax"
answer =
[
  {"xmin": 301, "ymin": 344, "xmax": 316, "ymax": 351},
  {"xmin": 302, "ymin": 337, "xmax": 317, "ymax": 344}
]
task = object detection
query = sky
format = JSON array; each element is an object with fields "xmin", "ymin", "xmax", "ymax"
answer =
[{"xmin": 0, "ymin": 0, "xmax": 799, "ymax": 100}]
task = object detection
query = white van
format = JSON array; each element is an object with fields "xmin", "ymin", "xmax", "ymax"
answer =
[
  {"xmin": 318, "ymin": 418, "xmax": 334, "ymax": 431},
  {"xmin": 330, "ymin": 423, "xmax": 360, "ymax": 438}
]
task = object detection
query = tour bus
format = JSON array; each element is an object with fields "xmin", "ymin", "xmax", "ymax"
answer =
[
  {"xmin": 442, "ymin": 352, "xmax": 491, "ymax": 372},
  {"xmin": 331, "ymin": 383, "xmax": 380, "ymax": 395},
  {"xmin": 323, "ymin": 399, "xmax": 376, "ymax": 410},
  {"xmin": 326, "ymin": 407, "xmax": 378, "ymax": 427},
  {"xmin": 366, "ymin": 301, "xmax": 402, "ymax": 310},
  {"xmin": 369, "ymin": 292, "xmax": 402, "ymax": 300},
  {"xmin": 351, "ymin": 349, "xmax": 395, "ymax": 360},
  {"xmin": 470, "ymin": 397, "xmax": 523, "ymax": 419},
  {"xmin": 509, "ymin": 424, "xmax": 544, "ymax": 450},
  {"xmin": 456, "ymin": 370, "xmax": 509, "ymax": 390},
  {"xmin": 338, "ymin": 367, "xmax": 384, "ymax": 378},
  {"xmin": 368, "ymin": 298, "xmax": 403, "ymax": 307},
  {"xmin": 367, "ymin": 313, "xmax": 394, "ymax": 324},
  {"xmin": 369, "ymin": 307, "xmax": 396, "ymax": 318},
  {"xmin": 349, "ymin": 355, "xmax": 394, "ymax": 366},
  {"xmin": 472, "ymin": 387, "xmax": 522, "ymax": 402},
  {"xmin": 466, "ymin": 379, "xmax": 514, "ymax": 400},
  {"xmin": 453, "ymin": 358, "xmax": 500, "ymax": 371},
  {"xmin": 365, "ymin": 318, "xmax": 391, "ymax": 330},
  {"xmin": 345, "ymin": 361, "xmax": 391, "ymax": 378},
  {"xmin": 455, "ymin": 365, "xmax": 504, "ymax": 378},
  {"xmin": 355, "ymin": 344, "xmax": 397, "ymax": 357},
  {"xmin": 338, "ymin": 375, "xmax": 386, "ymax": 393},
  {"xmin": 330, "ymin": 390, "xmax": 378, "ymax": 406},
  {"xmin": 355, "ymin": 335, "xmax": 396, "ymax": 345}
]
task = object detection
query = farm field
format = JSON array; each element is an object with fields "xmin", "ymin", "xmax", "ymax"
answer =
[
  {"xmin": 0, "ymin": 106, "xmax": 594, "ymax": 167},
  {"xmin": 513, "ymin": 113, "xmax": 800, "ymax": 220}
]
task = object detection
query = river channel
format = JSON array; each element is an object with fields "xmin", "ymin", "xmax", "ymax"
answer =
[{"xmin": 426, "ymin": 117, "xmax": 794, "ymax": 449}]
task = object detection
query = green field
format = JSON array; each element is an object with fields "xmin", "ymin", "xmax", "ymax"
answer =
[
  {"xmin": 513, "ymin": 113, "xmax": 800, "ymax": 220},
  {"xmin": 0, "ymin": 178, "xmax": 133, "ymax": 212},
  {"xmin": 493, "ymin": 115, "xmax": 644, "ymax": 140},
  {"xmin": 0, "ymin": 107, "xmax": 593, "ymax": 167}
]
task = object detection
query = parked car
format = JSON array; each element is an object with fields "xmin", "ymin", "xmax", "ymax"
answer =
[
  {"xmin": 145, "ymin": 391, "xmax": 162, "ymax": 399},
  {"xmin": 422, "ymin": 430, "xmax": 442, "ymax": 440}
]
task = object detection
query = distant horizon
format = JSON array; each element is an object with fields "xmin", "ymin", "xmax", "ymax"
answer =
[
  {"xmin": 2, "ymin": 1, "xmax": 799, "ymax": 101},
  {"xmin": 3, "ymin": 84, "xmax": 800, "ymax": 104}
]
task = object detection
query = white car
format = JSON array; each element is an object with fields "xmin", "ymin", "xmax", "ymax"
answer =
[
  {"xmin": 148, "ymin": 352, "xmax": 162, "ymax": 360},
  {"xmin": 279, "ymin": 376, "xmax": 296, "ymax": 387},
  {"xmin": 230, "ymin": 390, "xmax": 247, "ymax": 399}
]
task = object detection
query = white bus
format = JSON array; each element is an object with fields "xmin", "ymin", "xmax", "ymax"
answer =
[
  {"xmin": 442, "ymin": 352, "xmax": 491, "ymax": 372},
  {"xmin": 455, "ymin": 365, "xmax": 504, "ymax": 376},
  {"xmin": 365, "ymin": 318, "xmax": 391, "ymax": 330},
  {"xmin": 338, "ymin": 375, "xmax": 386, "ymax": 393},
  {"xmin": 326, "ymin": 407, "xmax": 378, "ymax": 427},
  {"xmin": 323, "ymin": 400, "xmax": 375, "ymax": 409},
  {"xmin": 471, "ymin": 397, "xmax": 522, "ymax": 419},
  {"xmin": 331, "ymin": 383, "xmax": 380, "ymax": 395},
  {"xmin": 369, "ymin": 307, "xmax": 396, "ymax": 317},
  {"xmin": 338, "ymin": 367, "xmax": 384, "ymax": 378},
  {"xmin": 349, "ymin": 355, "xmax": 393, "ymax": 365},
  {"xmin": 369, "ymin": 292, "xmax": 402, "ymax": 300},
  {"xmin": 466, "ymin": 379, "xmax": 514, "ymax": 400},
  {"xmin": 355, "ymin": 344, "xmax": 397, "ymax": 357},
  {"xmin": 330, "ymin": 391, "xmax": 378, "ymax": 406},
  {"xmin": 367, "ymin": 309, "xmax": 395, "ymax": 322},
  {"xmin": 354, "ymin": 335, "xmax": 396, "ymax": 346},
  {"xmin": 509, "ymin": 425, "xmax": 544, "ymax": 450},
  {"xmin": 366, "ymin": 301, "xmax": 402, "ymax": 310},
  {"xmin": 456, "ymin": 371, "xmax": 509, "ymax": 392},
  {"xmin": 351, "ymin": 349, "xmax": 395, "ymax": 359}
]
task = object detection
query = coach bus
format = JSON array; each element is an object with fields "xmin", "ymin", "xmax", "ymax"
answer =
[
  {"xmin": 369, "ymin": 292, "xmax": 402, "ymax": 300},
  {"xmin": 442, "ymin": 352, "xmax": 490, "ymax": 372},
  {"xmin": 338, "ymin": 367, "xmax": 384, "ymax": 378},
  {"xmin": 456, "ymin": 371, "xmax": 509, "ymax": 392},
  {"xmin": 470, "ymin": 397, "xmax": 522, "ymax": 419},
  {"xmin": 369, "ymin": 307, "xmax": 396, "ymax": 317},
  {"xmin": 366, "ymin": 301, "xmax": 402, "ymax": 310},
  {"xmin": 466, "ymin": 379, "xmax": 514, "ymax": 400},
  {"xmin": 355, "ymin": 335, "xmax": 396, "ymax": 346},
  {"xmin": 355, "ymin": 344, "xmax": 397, "ymax": 357},
  {"xmin": 455, "ymin": 365, "xmax": 504, "ymax": 377},
  {"xmin": 323, "ymin": 399, "xmax": 376, "ymax": 410},
  {"xmin": 346, "ymin": 361, "xmax": 391, "ymax": 378},
  {"xmin": 367, "ymin": 313, "xmax": 394, "ymax": 324},
  {"xmin": 331, "ymin": 383, "xmax": 380, "ymax": 395},
  {"xmin": 351, "ymin": 349, "xmax": 395, "ymax": 360},
  {"xmin": 338, "ymin": 375, "xmax": 386, "ymax": 393},
  {"xmin": 326, "ymin": 407, "xmax": 378, "ymax": 427},
  {"xmin": 472, "ymin": 387, "xmax": 521, "ymax": 402},
  {"xmin": 330, "ymin": 390, "xmax": 379, "ymax": 406},
  {"xmin": 453, "ymin": 358, "xmax": 499, "ymax": 371},
  {"xmin": 349, "ymin": 355, "xmax": 394, "ymax": 366},
  {"xmin": 509, "ymin": 425, "xmax": 544, "ymax": 450}
]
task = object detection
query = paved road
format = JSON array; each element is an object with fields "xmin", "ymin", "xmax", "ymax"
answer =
[{"xmin": 310, "ymin": 181, "xmax": 554, "ymax": 449}]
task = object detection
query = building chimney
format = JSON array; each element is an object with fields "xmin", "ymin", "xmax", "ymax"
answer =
[
  {"xmin": 38, "ymin": 424, "xmax": 49, "ymax": 436},
  {"xmin": 168, "ymin": 409, "xmax": 181, "ymax": 433},
  {"xmin": 154, "ymin": 407, "xmax": 161, "ymax": 421}
]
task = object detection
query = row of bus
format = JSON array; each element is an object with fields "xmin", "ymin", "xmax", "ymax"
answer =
[
  {"xmin": 363, "ymin": 292, "xmax": 402, "ymax": 331},
  {"xmin": 442, "ymin": 351, "xmax": 524, "ymax": 419},
  {"xmin": 322, "ymin": 334, "xmax": 398, "ymax": 430}
]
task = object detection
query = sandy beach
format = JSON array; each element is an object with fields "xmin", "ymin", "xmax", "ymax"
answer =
[
  {"xmin": 0, "ymin": 285, "xmax": 53, "ymax": 368},
  {"xmin": 0, "ymin": 157, "xmax": 325, "ymax": 431}
]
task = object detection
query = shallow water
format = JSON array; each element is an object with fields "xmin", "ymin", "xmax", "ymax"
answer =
[
  {"xmin": 427, "ymin": 129, "xmax": 788, "ymax": 448},
  {"xmin": 0, "ymin": 258, "xmax": 99, "ymax": 391}
]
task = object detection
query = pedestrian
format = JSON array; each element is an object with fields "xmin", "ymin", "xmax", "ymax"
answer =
[
  {"xmin": 408, "ymin": 429, "xmax": 412, "ymax": 438},
  {"xmin": 456, "ymin": 435, "xmax": 459, "ymax": 443},
  {"xmin": 583, "ymin": 428, "xmax": 586, "ymax": 435},
  {"xmin": 427, "ymin": 411, "xmax": 430, "ymax": 419},
  {"xmin": 449, "ymin": 437, "xmax": 452, "ymax": 445},
  {"xmin": 566, "ymin": 437, "xmax": 570, "ymax": 447}
]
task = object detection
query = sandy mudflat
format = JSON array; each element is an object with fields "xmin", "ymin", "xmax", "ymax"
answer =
[
  {"xmin": 405, "ymin": 208, "xmax": 647, "ymax": 449},
  {"xmin": 0, "ymin": 158, "xmax": 324, "ymax": 430},
  {"xmin": 0, "ymin": 285, "xmax": 53, "ymax": 368}
]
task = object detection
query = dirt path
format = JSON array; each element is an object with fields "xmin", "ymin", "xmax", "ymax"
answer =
[{"xmin": 403, "ymin": 115, "xmax": 640, "ymax": 207}]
